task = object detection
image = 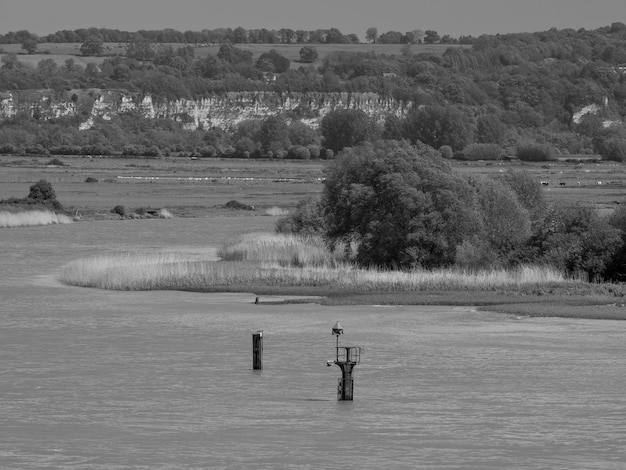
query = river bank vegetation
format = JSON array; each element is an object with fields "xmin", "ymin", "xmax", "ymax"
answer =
[
  {"xmin": 0, "ymin": 209, "xmax": 72, "ymax": 227},
  {"xmin": 57, "ymin": 230, "xmax": 626, "ymax": 319}
]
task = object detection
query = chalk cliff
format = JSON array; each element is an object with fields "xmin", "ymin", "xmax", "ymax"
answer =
[{"xmin": 0, "ymin": 89, "xmax": 413, "ymax": 131}]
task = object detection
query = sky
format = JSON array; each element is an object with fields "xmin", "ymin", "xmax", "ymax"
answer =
[{"xmin": 1, "ymin": 0, "xmax": 625, "ymax": 38}]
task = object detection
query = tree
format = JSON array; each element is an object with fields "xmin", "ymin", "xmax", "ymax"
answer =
[
  {"xmin": 322, "ymin": 140, "xmax": 482, "ymax": 268},
  {"xmin": 403, "ymin": 105, "xmax": 474, "ymax": 151},
  {"xmin": 366, "ymin": 27, "xmax": 378, "ymax": 44},
  {"xmin": 21, "ymin": 38, "xmax": 38, "ymax": 54},
  {"xmin": 532, "ymin": 205, "xmax": 622, "ymax": 282},
  {"xmin": 471, "ymin": 176, "xmax": 531, "ymax": 263},
  {"xmin": 256, "ymin": 49, "xmax": 290, "ymax": 72},
  {"xmin": 288, "ymin": 120, "xmax": 320, "ymax": 146},
  {"xmin": 37, "ymin": 59, "xmax": 58, "ymax": 77},
  {"xmin": 233, "ymin": 27, "xmax": 248, "ymax": 44},
  {"xmin": 259, "ymin": 116, "xmax": 290, "ymax": 154},
  {"xmin": 217, "ymin": 41, "xmax": 253, "ymax": 66},
  {"xmin": 424, "ymin": 30, "xmax": 440, "ymax": 44},
  {"xmin": 326, "ymin": 28, "xmax": 346, "ymax": 44},
  {"xmin": 476, "ymin": 114, "xmax": 506, "ymax": 145},
  {"xmin": 299, "ymin": 46, "xmax": 318, "ymax": 63},
  {"xmin": 320, "ymin": 109, "xmax": 379, "ymax": 153},
  {"xmin": 126, "ymin": 34, "xmax": 155, "ymax": 62},
  {"xmin": 501, "ymin": 170, "xmax": 547, "ymax": 228},
  {"xmin": 80, "ymin": 35, "xmax": 104, "ymax": 56},
  {"xmin": 382, "ymin": 114, "xmax": 404, "ymax": 140},
  {"xmin": 279, "ymin": 28, "xmax": 296, "ymax": 44},
  {"xmin": 1, "ymin": 53, "xmax": 20, "ymax": 70}
]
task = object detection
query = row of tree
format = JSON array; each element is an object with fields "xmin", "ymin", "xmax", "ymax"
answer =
[{"xmin": 0, "ymin": 26, "xmax": 454, "ymax": 47}]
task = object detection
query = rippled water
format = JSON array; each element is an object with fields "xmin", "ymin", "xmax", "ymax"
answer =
[{"xmin": 1, "ymin": 219, "xmax": 625, "ymax": 469}]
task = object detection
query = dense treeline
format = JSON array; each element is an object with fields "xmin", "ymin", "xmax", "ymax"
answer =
[
  {"xmin": 0, "ymin": 26, "xmax": 446, "ymax": 46},
  {"xmin": 1, "ymin": 23, "xmax": 626, "ymax": 160}
]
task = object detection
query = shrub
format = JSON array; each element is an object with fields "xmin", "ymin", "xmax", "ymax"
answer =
[
  {"xmin": 275, "ymin": 197, "xmax": 326, "ymax": 236},
  {"xmin": 307, "ymin": 144, "xmax": 321, "ymax": 159},
  {"xmin": 288, "ymin": 145, "xmax": 311, "ymax": 160},
  {"xmin": 225, "ymin": 200, "xmax": 255, "ymax": 211},
  {"xmin": 501, "ymin": 170, "xmax": 547, "ymax": 227},
  {"xmin": 28, "ymin": 180, "xmax": 56, "ymax": 201},
  {"xmin": 439, "ymin": 145, "xmax": 453, "ymax": 159},
  {"xmin": 599, "ymin": 138, "xmax": 626, "ymax": 162},
  {"xmin": 462, "ymin": 143, "xmax": 505, "ymax": 161},
  {"xmin": 25, "ymin": 144, "xmax": 48, "ymax": 155},
  {"xmin": 0, "ymin": 143, "xmax": 18, "ymax": 154},
  {"xmin": 532, "ymin": 205, "xmax": 623, "ymax": 282},
  {"xmin": 111, "ymin": 205, "xmax": 126, "ymax": 217},
  {"xmin": 516, "ymin": 143, "xmax": 554, "ymax": 161},
  {"xmin": 47, "ymin": 158, "xmax": 65, "ymax": 166}
]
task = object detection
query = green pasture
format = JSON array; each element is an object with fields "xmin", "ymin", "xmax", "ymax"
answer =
[{"xmin": 0, "ymin": 42, "xmax": 459, "ymax": 68}]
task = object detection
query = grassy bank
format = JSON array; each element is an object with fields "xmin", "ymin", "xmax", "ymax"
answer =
[
  {"xmin": 56, "ymin": 231, "xmax": 626, "ymax": 319},
  {"xmin": 0, "ymin": 210, "xmax": 73, "ymax": 228}
]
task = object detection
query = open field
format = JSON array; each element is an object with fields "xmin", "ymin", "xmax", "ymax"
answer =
[
  {"xmin": 2, "ymin": 154, "xmax": 626, "ymax": 218},
  {"xmin": 0, "ymin": 42, "xmax": 461, "ymax": 69},
  {"xmin": 450, "ymin": 156, "xmax": 626, "ymax": 213},
  {"xmin": 0, "ymin": 155, "xmax": 325, "ymax": 218}
]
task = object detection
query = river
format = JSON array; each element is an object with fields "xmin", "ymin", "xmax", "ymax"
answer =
[{"xmin": 1, "ymin": 218, "xmax": 625, "ymax": 469}]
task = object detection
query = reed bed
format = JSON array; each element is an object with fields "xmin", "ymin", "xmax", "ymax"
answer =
[
  {"xmin": 157, "ymin": 208, "xmax": 173, "ymax": 219},
  {"xmin": 0, "ymin": 210, "xmax": 73, "ymax": 228},
  {"xmin": 264, "ymin": 206, "xmax": 288, "ymax": 216},
  {"xmin": 58, "ymin": 251, "xmax": 571, "ymax": 292},
  {"xmin": 217, "ymin": 232, "xmax": 335, "ymax": 266}
]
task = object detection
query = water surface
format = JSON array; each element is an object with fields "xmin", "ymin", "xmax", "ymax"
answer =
[{"xmin": 1, "ymin": 219, "xmax": 625, "ymax": 469}]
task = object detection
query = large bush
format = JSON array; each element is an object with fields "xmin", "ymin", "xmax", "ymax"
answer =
[
  {"xmin": 461, "ymin": 143, "xmax": 505, "ymax": 161},
  {"xmin": 599, "ymin": 138, "xmax": 626, "ymax": 162},
  {"xmin": 470, "ymin": 176, "xmax": 531, "ymax": 265},
  {"xmin": 275, "ymin": 197, "xmax": 326, "ymax": 236},
  {"xmin": 322, "ymin": 140, "xmax": 482, "ymax": 268},
  {"xmin": 403, "ymin": 105, "xmax": 474, "ymax": 151},
  {"xmin": 320, "ymin": 109, "xmax": 379, "ymax": 153},
  {"xmin": 531, "ymin": 205, "xmax": 622, "ymax": 281},
  {"xmin": 516, "ymin": 143, "xmax": 554, "ymax": 161},
  {"xmin": 28, "ymin": 179, "xmax": 56, "ymax": 201},
  {"xmin": 500, "ymin": 170, "xmax": 547, "ymax": 227}
]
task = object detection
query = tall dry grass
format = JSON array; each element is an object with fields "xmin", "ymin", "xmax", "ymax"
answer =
[
  {"xmin": 264, "ymin": 206, "xmax": 288, "ymax": 216},
  {"xmin": 58, "ymin": 230, "xmax": 572, "ymax": 292},
  {"xmin": 217, "ymin": 232, "xmax": 336, "ymax": 266},
  {"xmin": 0, "ymin": 210, "xmax": 73, "ymax": 228}
]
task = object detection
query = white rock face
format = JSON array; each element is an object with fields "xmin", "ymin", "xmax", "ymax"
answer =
[
  {"xmin": 0, "ymin": 89, "xmax": 413, "ymax": 131},
  {"xmin": 572, "ymin": 103, "xmax": 602, "ymax": 124}
]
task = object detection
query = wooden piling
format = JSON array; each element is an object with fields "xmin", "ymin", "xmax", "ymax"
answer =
[{"xmin": 252, "ymin": 331, "xmax": 263, "ymax": 370}]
